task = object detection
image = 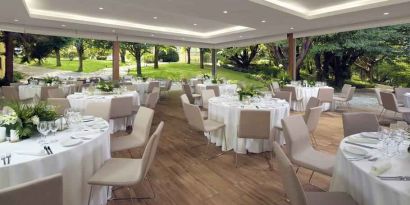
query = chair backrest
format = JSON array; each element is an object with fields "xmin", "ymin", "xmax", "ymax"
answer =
[
  {"xmin": 282, "ymin": 115, "xmax": 313, "ymax": 162},
  {"xmin": 84, "ymin": 101, "xmax": 111, "ymax": 121},
  {"xmin": 109, "ymin": 96, "xmax": 133, "ymax": 119},
  {"xmin": 317, "ymin": 87, "xmax": 334, "ymax": 103},
  {"xmin": 394, "ymin": 87, "xmax": 410, "ymax": 104},
  {"xmin": 180, "ymin": 94, "xmax": 190, "ymax": 104},
  {"xmin": 165, "ymin": 80, "xmax": 173, "ymax": 91},
  {"xmin": 340, "ymin": 84, "xmax": 352, "ymax": 98},
  {"xmin": 271, "ymin": 82, "xmax": 280, "ymax": 92},
  {"xmin": 380, "ymin": 92, "xmax": 399, "ymax": 112},
  {"xmin": 2, "ymin": 86, "xmax": 19, "ymax": 101},
  {"xmin": 145, "ymin": 92, "xmax": 160, "ymax": 109},
  {"xmin": 282, "ymin": 86, "xmax": 297, "ymax": 101},
  {"xmin": 206, "ymin": 85, "xmax": 220, "ymax": 97},
  {"xmin": 201, "ymin": 89, "xmax": 215, "ymax": 109},
  {"xmin": 75, "ymin": 81, "xmax": 84, "ymax": 92},
  {"xmin": 274, "ymin": 91, "xmax": 292, "ymax": 104},
  {"xmin": 47, "ymin": 98, "xmax": 71, "ymax": 116},
  {"xmin": 374, "ymin": 88, "xmax": 383, "ymax": 106},
  {"xmin": 9, "ymin": 82, "xmax": 23, "ymax": 87},
  {"xmin": 183, "ymin": 103, "xmax": 205, "ymax": 131},
  {"xmin": 131, "ymin": 107, "xmax": 154, "ymax": 144},
  {"xmin": 305, "ymin": 97, "xmax": 321, "ymax": 115},
  {"xmin": 238, "ymin": 110, "xmax": 271, "ymax": 139},
  {"xmin": 0, "ymin": 174, "xmax": 63, "ymax": 205},
  {"xmin": 126, "ymin": 85, "xmax": 137, "ymax": 91},
  {"xmin": 182, "ymin": 84, "xmax": 195, "ymax": 104},
  {"xmin": 342, "ymin": 112, "xmax": 379, "ymax": 137},
  {"xmin": 40, "ymin": 86, "xmax": 58, "ymax": 100},
  {"xmin": 48, "ymin": 88, "xmax": 65, "ymax": 98},
  {"xmin": 140, "ymin": 121, "xmax": 164, "ymax": 180},
  {"xmin": 152, "ymin": 87, "xmax": 160, "ymax": 94},
  {"xmin": 346, "ymin": 87, "xmax": 356, "ymax": 101},
  {"xmin": 181, "ymin": 78, "xmax": 188, "ymax": 85},
  {"xmin": 273, "ymin": 142, "xmax": 307, "ymax": 205},
  {"xmin": 147, "ymin": 81, "xmax": 160, "ymax": 93},
  {"xmin": 305, "ymin": 106, "xmax": 322, "ymax": 133}
]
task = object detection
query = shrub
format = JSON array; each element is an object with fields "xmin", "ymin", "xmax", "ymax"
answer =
[
  {"xmin": 96, "ymin": 56, "xmax": 107, "ymax": 60},
  {"xmin": 159, "ymin": 48, "xmax": 179, "ymax": 62},
  {"xmin": 143, "ymin": 53, "xmax": 155, "ymax": 64}
]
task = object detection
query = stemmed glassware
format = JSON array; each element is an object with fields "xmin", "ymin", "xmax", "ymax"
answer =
[
  {"xmin": 49, "ymin": 121, "xmax": 59, "ymax": 136},
  {"xmin": 37, "ymin": 121, "xmax": 50, "ymax": 145}
]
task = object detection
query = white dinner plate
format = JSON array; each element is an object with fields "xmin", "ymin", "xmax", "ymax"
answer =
[
  {"xmin": 348, "ymin": 136, "xmax": 379, "ymax": 144},
  {"xmin": 343, "ymin": 145, "xmax": 368, "ymax": 156},
  {"xmin": 60, "ymin": 138, "xmax": 83, "ymax": 147},
  {"xmin": 82, "ymin": 115, "xmax": 94, "ymax": 121}
]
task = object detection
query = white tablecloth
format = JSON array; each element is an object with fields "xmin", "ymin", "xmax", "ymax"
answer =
[
  {"xmin": 67, "ymin": 92, "xmax": 140, "ymax": 133},
  {"xmin": 403, "ymin": 93, "xmax": 410, "ymax": 123},
  {"xmin": 285, "ymin": 85, "xmax": 331, "ymax": 111},
  {"xmin": 207, "ymin": 96, "xmax": 290, "ymax": 154},
  {"xmin": 330, "ymin": 135, "xmax": 410, "ymax": 205},
  {"xmin": 18, "ymin": 85, "xmax": 42, "ymax": 100},
  {"xmin": 195, "ymin": 84, "xmax": 238, "ymax": 96},
  {"xmin": 0, "ymin": 118, "xmax": 111, "ymax": 205}
]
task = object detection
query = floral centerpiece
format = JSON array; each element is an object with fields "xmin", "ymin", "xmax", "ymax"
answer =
[
  {"xmin": 202, "ymin": 73, "xmax": 211, "ymax": 80},
  {"xmin": 0, "ymin": 102, "xmax": 58, "ymax": 140},
  {"xmin": 236, "ymin": 84, "xmax": 261, "ymax": 101},
  {"xmin": 43, "ymin": 76, "xmax": 61, "ymax": 85},
  {"xmin": 96, "ymin": 81, "xmax": 119, "ymax": 92}
]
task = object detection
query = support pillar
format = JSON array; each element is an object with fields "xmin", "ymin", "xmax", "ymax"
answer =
[
  {"xmin": 4, "ymin": 31, "xmax": 14, "ymax": 83},
  {"xmin": 112, "ymin": 40, "xmax": 120, "ymax": 81},
  {"xmin": 287, "ymin": 33, "xmax": 296, "ymax": 80},
  {"xmin": 211, "ymin": 49, "xmax": 217, "ymax": 78}
]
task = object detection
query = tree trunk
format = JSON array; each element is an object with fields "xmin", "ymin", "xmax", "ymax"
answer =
[
  {"xmin": 135, "ymin": 48, "xmax": 142, "ymax": 77},
  {"xmin": 76, "ymin": 40, "xmax": 84, "ymax": 72},
  {"xmin": 154, "ymin": 45, "xmax": 159, "ymax": 69},
  {"xmin": 120, "ymin": 48, "xmax": 126, "ymax": 63},
  {"xmin": 55, "ymin": 48, "xmax": 61, "ymax": 67},
  {"xmin": 186, "ymin": 47, "xmax": 191, "ymax": 64},
  {"xmin": 199, "ymin": 48, "xmax": 204, "ymax": 69},
  {"xmin": 4, "ymin": 32, "xmax": 14, "ymax": 84}
]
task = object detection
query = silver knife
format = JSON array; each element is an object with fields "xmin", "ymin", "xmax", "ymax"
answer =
[
  {"xmin": 345, "ymin": 141, "xmax": 377, "ymax": 149},
  {"xmin": 378, "ymin": 176, "xmax": 410, "ymax": 181}
]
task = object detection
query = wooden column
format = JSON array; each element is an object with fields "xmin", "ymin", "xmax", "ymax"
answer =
[
  {"xmin": 4, "ymin": 32, "xmax": 14, "ymax": 83},
  {"xmin": 287, "ymin": 33, "xmax": 296, "ymax": 80},
  {"xmin": 112, "ymin": 40, "xmax": 120, "ymax": 81},
  {"xmin": 211, "ymin": 49, "xmax": 217, "ymax": 77}
]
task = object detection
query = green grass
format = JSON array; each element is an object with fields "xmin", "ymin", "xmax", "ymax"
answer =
[
  {"xmin": 127, "ymin": 63, "xmax": 264, "ymax": 86},
  {"xmin": 18, "ymin": 57, "xmax": 126, "ymax": 73}
]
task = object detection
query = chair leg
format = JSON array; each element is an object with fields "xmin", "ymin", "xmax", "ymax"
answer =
[
  {"xmin": 378, "ymin": 108, "xmax": 385, "ymax": 120},
  {"xmin": 295, "ymin": 167, "xmax": 300, "ymax": 174},
  {"xmin": 235, "ymin": 139, "xmax": 239, "ymax": 168},
  {"xmin": 310, "ymin": 133, "xmax": 318, "ymax": 147},
  {"xmin": 127, "ymin": 187, "xmax": 135, "ymax": 205},
  {"xmin": 206, "ymin": 129, "xmax": 226, "ymax": 160},
  {"xmin": 308, "ymin": 171, "xmax": 315, "ymax": 184},
  {"xmin": 87, "ymin": 186, "xmax": 94, "ymax": 205}
]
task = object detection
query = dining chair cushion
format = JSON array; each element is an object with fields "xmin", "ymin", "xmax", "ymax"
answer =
[
  {"xmin": 342, "ymin": 112, "xmax": 379, "ymax": 137},
  {"xmin": 84, "ymin": 101, "xmax": 110, "ymax": 121},
  {"xmin": 238, "ymin": 110, "xmax": 271, "ymax": 139},
  {"xmin": 47, "ymin": 98, "xmax": 71, "ymax": 116},
  {"xmin": 317, "ymin": 88, "xmax": 334, "ymax": 103},
  {"xmin": 2, "ymin": 86, "xmax": 19, "ymax": 101},
  {"xmin": 203, "ymin": 119, "xmax": 225, "ymax": 132},
  {"xmin": 109, "ymin": 96, "xmax": 133, "ymax": 119},
  {"xmin": 48, "ymin": 88, "xmax": 65, "ymax": 98}
]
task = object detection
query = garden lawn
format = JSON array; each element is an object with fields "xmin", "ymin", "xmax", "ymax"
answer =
[{"xmin": 127, "ymin": 63, "xmax": 264, "ymax": 87}]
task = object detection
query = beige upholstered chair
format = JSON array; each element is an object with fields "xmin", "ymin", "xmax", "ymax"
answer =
[
  {"xmin": 9, "ymin": 82, "xmax": 23, "ymax": 87},
  {"xmin": 342, "ymin": 113, "xmax": 380, "ymax": 137},
  {"xmin": 47, "ymin": 98, "xmax": 71, "ymax": 116},
  {"xmin": 394, "ymin": 87, "xmax": 410, "ymax": 105},
  {"xmin": 282, "ymin": 86, "xmax": 303, "ymax": 110},
  {"xmin": 88, "ymin": 122, "xmax": 164, "ymax": 205},
  {"xmin": 272, "ymin": 142, "xmax": 357, "ymax": 205},
  {"xmin": 380, "ymin": 92, "xmax": 410, "ymax": 120},
  {"xmin": 180, "ymin": 94, "xmax": 190, "ymax": 104},
  {"xmin": 282, "ymin": 115, "xmax": 335, "ymax": 182},
  {"xmin": 317, "ymin": 87, "xmax": 334, "ymax": 104},
  {"xmin": 181, "ymin": 78, "xmax": 188, "ymax": 85},
  {"xmin": 75, "ymin": 81, "xmax": 84, "ymax": 92},
  {"xmin": 206, "ymin": 85, "xmax": 220, "ymax": 97},
  {"xmin": 181, "ymin": 94, "xmax": 207, "ymax": 119},
  {"xmin": 333, "ymin": 87, "xmax": 356, "ymax": 109},
  {"xmin": 236, "ymin": 110, "xmax": 271, "ymax": 167},
  {"xmin": 2, "ymin": 86, "xmax": 19, "ymax": 101},
  {"xmin": 374, "ymin": 88, "xmax": 385, "ymax": 117},
  {"xmin": 146, "ymin": 81, "xmax": 160, "ymax": 93},
  {"xmin": 145, "ymin": 91, "xmax": 160, "ymax": 109},
  {"xmin": 110, "ymin": 96, "xmax": 133, "ymax": 120},
  {"xmin": 126, "ymin": 84, "xmax": 137, "ymax": 92},
  {"xmin": 0, "ymin": 174, "xmax": 63, "ymax": 205},
  {"xmin": 201, "ymin": 89, "xmax": 215, "ymax": 110},
  {"xmin": 270, "ymin": 81, "xmax": 280, "ymax": 93},
  {"xmin": 48, "ymin": 88, "xmax": 65, "ymax": 98},
  {"xmin": 183, "ymin": 103, "xmax": 225, "ymax": 159},
  {"xmin": 111, "ymin": 107, "xmax": 154, "ymax": 152},
  {"xmin": 338, "ymin": 84, "xmax": 352, "ymax": 98},
  {"xmin": 304, "ymin": 97, "xmax": 321, "ymax": 118},
  {"xmin": 84, "ymin": 101, "xmax": 110, "ymax": 121},
  {"xmin": 274, "ymin": 91, "xmax": 292, "ymax": 104},
  {"xmin": 151, "ymin": 86, "xmax": 160, "ymax": 94},
  {"xmin": 305, "ymin": 106, "xmax": 323, "ymax": 146},
  {"xmin": 183, "ymin": 84, "xmax": 201, "ymax": 104},
  {"xmin": 40, "ymin": 86, "xmax": 58, "ymax": 100}
]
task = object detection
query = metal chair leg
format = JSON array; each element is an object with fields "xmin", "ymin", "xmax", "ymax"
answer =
[
  {"xmin": 87, "ymin": 186, "xmax": 93, "ymax": 205},
  {"xmin": 127, "ymin": 187, "xmax": 135, "ymax": 205},
  {"xmin": 378, "ymin": 108, "xmax": 385, "ymax": 119},
  {"xmin": 308, "ymin": 171, "xmax": 315, "ymax": 184}
]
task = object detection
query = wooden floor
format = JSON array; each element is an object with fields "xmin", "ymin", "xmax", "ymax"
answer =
[{"xmin": 109, "ymin": 91, "xmax": 358, "ymax": 205}]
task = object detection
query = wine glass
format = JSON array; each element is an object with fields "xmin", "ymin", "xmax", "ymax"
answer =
[
  {"xmin": 37, "ymin": 121, "xmax": 50, "ymax": 144},
  {"xmin": 49, "ymin": 121, "xmax": 58, "ymax": 136}
]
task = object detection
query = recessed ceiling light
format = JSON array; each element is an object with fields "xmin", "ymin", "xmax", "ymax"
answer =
[
  {"xmin": 151, "ymin": 34, "xmax": 155, "ymax": 36},
  {"xmin": 223, "ymin": 10, "xmax": 228, "ymax": 14},
  {"xmin": 383, "ymin": 12, "xmax": 389, "ymax": 15},
  {"xmin": 99, "ymin": 7, "xmax": 104, "ymax": 10},
  {"xmin": 61, "ymin": 24, "xmax": 66, "ymax": 27},
  {"xmin": 261, "ymin": 20, "xmax": 266, "ymax": 23},
  {"xmin": 290, "ymin": 27, "xmax": 294, "ymax": 30},
  {"xmin": 112, "ymin": 29, "xmax": 116, "ymax": 33},
  {"xmin": 193, "ymin": 23, "xmax": 197, "ymax": 26},
  {"xmin": 239, "ymin": 35, "xmax": 243, "ymax": 38},
  {"xmin": 14, "ymin": 19, "xmax": 19, "ymax": 22},
  {"xmin": 153, "ymin": 16, "xmax": 158, "ymax": 19},
  {"xmin": 182, "ymin": 37, "xmax": 185, "ymax": 40}
]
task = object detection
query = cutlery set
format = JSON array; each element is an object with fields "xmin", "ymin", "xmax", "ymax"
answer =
[
  {"xmin": 1, "ymin": 153, "xmax": 11, "ymax": 165},
  {"xmin": 44, "ymin": 146, "xmax": 53, "ymax": 155},
  {"xmin": 378, "ymin": 176, "xmax": 410, "ymax": 181}
]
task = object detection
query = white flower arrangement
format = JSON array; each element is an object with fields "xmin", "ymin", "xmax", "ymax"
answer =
[
  {"xmin": 0, "ymin": 107, "xmax": 18, "ymax": 126},
  {"xmin": 31, "ymin": 115, "xmax": 40, "ymax": 125}
]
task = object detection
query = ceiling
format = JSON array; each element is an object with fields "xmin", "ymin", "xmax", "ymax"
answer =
[{"xmin": 0, "ymin": 0, "xmax": 409, "ymax": 48}]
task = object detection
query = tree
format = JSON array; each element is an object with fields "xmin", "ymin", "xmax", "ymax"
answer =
[
  {"xmin": 120, "ymin": 45, "xmax": 127, "ymax": 63},
  {"xmin": 74, "ymin": 39, "xmax": 86, "ymax": 72},
  {"xmin": 221, "ymin": 45, "xmax": 260, "ymax": 70},
  {"xmin": 48, "ymin": 37, "xmax": 71, "ymax": 66},
  {"xmin": 2, "ymin": 32, "xmax": 15, "ymax": 83},
  {"xmin": 185, "ymin": 47, "xmax": 191, "ymax": 64},
  {"xmin": 154, "ymin": 45, "xmax": 159, "ymax": 69},
  {"xmin": 124, "ymin": 42, "xmax": 150, "ymax": 76},
  {"xmin": 199, "ymin": 48, "xmax": 210, "ymax": 69},
  {"xmin": 266, "ymin": 37, "xmax": 313, "ymax": 80}
]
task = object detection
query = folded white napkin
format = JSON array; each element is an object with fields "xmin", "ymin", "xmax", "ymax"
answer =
[
  {"xmin": 370, "ymin": 161, "xmax": 392, "ymax": 176},
  {"xmin": 15, "ymin": 149, "xmax": 47, "ymax": 156},
  {"xmin": 348, "ymin": 135, "xmax": 379, "ymax": 144}
]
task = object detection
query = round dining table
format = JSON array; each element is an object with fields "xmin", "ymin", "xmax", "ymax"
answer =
[
  {"xmin": 0, "ymin": 117, "xmax": 111, "ymax": 205},
  {"xmin": 330, "ymin": 133, "xmax": 410, "ymax": 205},
  {"xmin": 67, "ymin": 91, "xmax": 140, "ymax": 133},
  {"xmin": 207, "ymin": 96, "xmax": 290, "ymax": 154},
  {"xmin": 403, "ymin": 93, "xmax": 410, "ymax": 123},
  {"xmin": 18, "ymin": 84, "xmax": 78, "ymax": 100},
  {"xmin": 284, "ymin": 85, "xmax": 331, "ymax": 111},
  {"xmin": 195, "ymin": 83, "xmax": 238, "ymax": 96}
]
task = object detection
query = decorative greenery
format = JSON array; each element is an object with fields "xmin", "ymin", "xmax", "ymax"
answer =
[
  {"xmin": 43, "ymin": 76, "xmax": 61, "ymax": 85},
  {"xmin": 202, "ymin": 73, "xmax": 211, "ymax": 80},
  {"xmin": 0, "ymin": 102, "xmax": 58, "ymax": 139},
  {"xmin": 277, "ymin": 71, "xmax": 291, "ymax": 88},
  {"xmin": 96, "ymin": 81, "xmax": 118, "ymax": 92},
  {"xmin": 236, "ymin": 84, "xmax": 261, "ymax": 100}
]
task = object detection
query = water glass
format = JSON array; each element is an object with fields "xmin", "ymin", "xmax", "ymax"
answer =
[
  {"xmin": 37, "ymin": 121, "xmax": 50, "ymax": 145},
  {"xmin": 49, "ymin": 121, "xmax": 59, "ymax": 136}
]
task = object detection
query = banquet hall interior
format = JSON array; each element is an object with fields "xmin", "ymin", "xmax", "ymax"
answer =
[{"xmin": 0, "ymin": 0, "xmax": 409, "ymax": 205}]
